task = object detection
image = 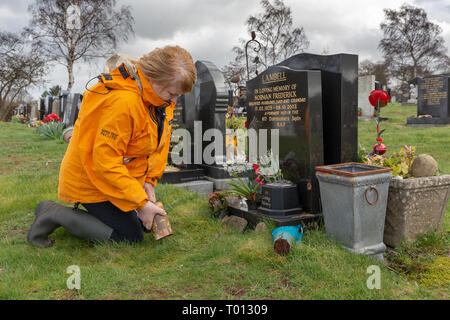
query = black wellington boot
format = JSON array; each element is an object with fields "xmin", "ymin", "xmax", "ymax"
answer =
[{"xmin": 27, "ymin": 200, "xmax": 114, "ymax": 248}]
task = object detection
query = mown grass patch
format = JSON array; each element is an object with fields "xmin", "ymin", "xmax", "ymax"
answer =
[{"xmin": 0, "ymin": 113, "xmax": 448, "ymax": 300}]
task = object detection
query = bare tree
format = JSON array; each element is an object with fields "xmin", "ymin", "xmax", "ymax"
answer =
[
  {"xmin": 223, "ymin": 0, "xmax": 309, "ymax": 84},
  {"xmin": 379, "ymin": 3, "xmax": 449, "ymax": 83},
  {"xmin": 359, "ymin": 59, "xmax": 390, "ymax": 86},
  {"xmin": 25, "ymin": 0, "xmax": 135, "ymax": 91},
  {"xmin": 0, "ymin": 32, "xmax": 47, "ymax": 121}
]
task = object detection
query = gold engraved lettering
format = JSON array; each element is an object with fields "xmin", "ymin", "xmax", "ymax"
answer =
[{"xmin": 262, "ymin": 72, "xmax": 287, "ymax": 84}]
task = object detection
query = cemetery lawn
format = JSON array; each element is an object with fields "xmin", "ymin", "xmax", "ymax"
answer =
[{"xmin": 0, "ymin": 109, "xmax": 448, "ymax": 300}]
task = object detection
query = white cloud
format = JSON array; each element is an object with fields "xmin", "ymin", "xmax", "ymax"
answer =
[{"xmin": 2, "ymin": 0, "xmax": 449, "ymax": 98}]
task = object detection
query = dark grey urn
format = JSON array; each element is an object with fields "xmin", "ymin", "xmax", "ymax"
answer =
[{"xmin": 258, "ymin": 182, "xmax": 303, "ymax": 216}]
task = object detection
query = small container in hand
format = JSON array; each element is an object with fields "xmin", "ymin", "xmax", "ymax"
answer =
[{"xmin": 152, "ymin": 202, "xmax": 173, "ymax": 240}]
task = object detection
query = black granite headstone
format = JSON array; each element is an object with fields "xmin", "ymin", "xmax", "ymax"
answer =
[
  {"xmin": 246, "ymin": 65, "xmax": 324, "ymax": 213},
  {"xmin": 63, "ymin": 93, "xmax": 81, "ymax": 127},
  {"xmin": 407, "ymin": 74, "xmax": 450, "ymax": 125},
  {"xmin": 39, "ymin": 98, "xmax": 46, "ymax": 120},
  {"xmin": 275, "ymin": 53, "xmax": 358, "ymax": 164}
]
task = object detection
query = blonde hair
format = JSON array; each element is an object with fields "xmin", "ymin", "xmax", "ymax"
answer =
[{"xmin": 138, "ymin": 46, "xmax": 197, "ymax": 93}]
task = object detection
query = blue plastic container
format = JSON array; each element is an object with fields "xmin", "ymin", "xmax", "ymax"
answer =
[{"xmin": 272, "ymin": 224, "xmax": 303, "ymax": 254}]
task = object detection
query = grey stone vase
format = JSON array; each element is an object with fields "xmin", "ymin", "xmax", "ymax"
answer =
[{"xmin": 316, "ymin": 163, "xmax": 392, "ymax": 261}]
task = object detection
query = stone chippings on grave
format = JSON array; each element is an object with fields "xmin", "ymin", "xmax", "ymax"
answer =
[
  {"xmin": 246, "ymin": 53, "xmax": 358, "ymax": 214},
  {"xmin": 358, "ymin": 75, "xmax": 376, "ymax": 118},
  {"xmin": 407, "ymin": 74, "xmax": 450, "ymax": 126}
]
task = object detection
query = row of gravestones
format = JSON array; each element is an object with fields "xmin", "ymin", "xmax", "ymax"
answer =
[
  {"xmin": 30, "ymin": 92, "xmax": 82, "ymax": 127},
  {"xmin": 169, "ymin": 53, "xmax": 360, "ymax": 216}
]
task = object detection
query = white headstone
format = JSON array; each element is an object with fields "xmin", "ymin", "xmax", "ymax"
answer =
[{"xmin": 358, "ymin": 75, "xmax": 375, "ymax": 118}]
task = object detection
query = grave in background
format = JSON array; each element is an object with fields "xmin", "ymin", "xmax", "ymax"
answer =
[
  {"xmin": 407, "ymin": 74, "xmax": 450, "ymax": 126},
  {"xmin": 358, "ymin": 75, "xmax": 376, "ymax": 118}
]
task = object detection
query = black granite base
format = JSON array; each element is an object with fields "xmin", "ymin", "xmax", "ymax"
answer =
[
  {"xmin": 200, "ymin": 164, "xmax": 233, "ymax": 179},
  {"xmin": 227, "ymin": 204, "xmax": 321, "ymax": 228},
  {"xmin": 406, "ymin": 117, "xmax": 450, "ymax": 126},
  {"xmin": 159, "ymin": 165, "xmax": 206, "ymax": 184}
]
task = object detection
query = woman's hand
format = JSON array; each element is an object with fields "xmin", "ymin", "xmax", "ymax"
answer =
[
  {"xmin": 143, "ymin": 182, "xmax": 156, "ymax": 203},
  {"xmin": 138, "ymin": 201, "xmax": 166, "ymax": 230}
]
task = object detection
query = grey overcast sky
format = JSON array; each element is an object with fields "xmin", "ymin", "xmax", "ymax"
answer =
[{"xmin": 1, "ymin": 0, "xmax": 449, "ymax": 97}]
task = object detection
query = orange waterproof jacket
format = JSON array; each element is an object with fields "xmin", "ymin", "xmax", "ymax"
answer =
[{"xmin": 58, "ymin": 63, "xmax": 174, "ymax": 212}]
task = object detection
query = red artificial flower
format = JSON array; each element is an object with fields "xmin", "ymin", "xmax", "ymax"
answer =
[{"xmin": 369, "ymin": 89, "xmax": 389, "ymax": 108}]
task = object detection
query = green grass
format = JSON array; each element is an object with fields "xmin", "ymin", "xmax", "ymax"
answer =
[{"xmin": 0, "ymin": 110, "xmax": 449, "ymax": 300}]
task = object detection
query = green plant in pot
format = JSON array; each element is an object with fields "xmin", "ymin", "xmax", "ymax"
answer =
[{"xmin": 226, "ymin": 162, "xmax": 261, "ymax": 210}]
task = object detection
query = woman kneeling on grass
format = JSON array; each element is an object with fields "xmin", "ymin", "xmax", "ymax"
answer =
[{"xmin": 27, "ymin": 46, "xmax": 197, "ymax": 247}]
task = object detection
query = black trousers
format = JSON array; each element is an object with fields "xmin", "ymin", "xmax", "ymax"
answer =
[{"xmin": 82, "ymin": 201, "xmax": 144, "ymax": 243}]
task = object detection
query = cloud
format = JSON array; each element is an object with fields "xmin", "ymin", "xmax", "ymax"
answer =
[{"xmin": 2, "ymin": 0, "xmax": 449, "ymax": 98}]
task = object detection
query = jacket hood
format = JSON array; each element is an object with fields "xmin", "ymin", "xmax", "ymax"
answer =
[{"xmin": 101, "ymin": 53, "xmax": 172, "ymax": 108}]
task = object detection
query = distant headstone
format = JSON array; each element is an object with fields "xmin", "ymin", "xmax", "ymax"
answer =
[
  {"xmin": 358, "ymin": 75, "xmax": 375, "ymax": 118},
  {"xmin": 375, "ymin": 81, "xmax": 382, "ymax": 90},
  {"xmin": 51, "ymin": 99, "xmax": 60, "ymax": 117},
  {"xmin": 407, "ymin": 74, "xmax": 450, "ymax": 126},
  {"xmin": 62, "ymin": 93, "xmax": 82, "ymax": 127},
  {"xmin": 30, "ymin": 100, "xmax": 39, "ymax": 121},
  {"xmin": 39, "ymin": 98, "xmax": 46, "ymax": 120},
  {"xmin": 400, "ymin": 83, "xmax": 410, "ymax": 105},
  {"xmin": 407, "ymin": 84, "xmax": 418, "ymax": 105}
]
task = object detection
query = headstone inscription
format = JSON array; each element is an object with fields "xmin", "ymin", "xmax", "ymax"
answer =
[{"xmin": 407, "ymin": 74, "xmax": 450, "ymax": 125}]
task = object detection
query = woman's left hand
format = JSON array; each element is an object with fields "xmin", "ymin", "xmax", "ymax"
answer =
[{"xmin": 143, "ymin": 182, "xmax": 156, "ymax": 203}]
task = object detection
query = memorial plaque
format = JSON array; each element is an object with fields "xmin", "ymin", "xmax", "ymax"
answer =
[
  {"xmin": 418, "ymin": 75, "xmax": 449, "ymax": 118},
  {"xmin": 246, "ymin": 65, "xmax": 324, "ymax": 213},
  {"xmin": 407, "ymin": 74, "xmax": 450, "ymax": 125},
  {"xmin": 172, "ymin": 96, "xmax": 185, "ymax": 130}
]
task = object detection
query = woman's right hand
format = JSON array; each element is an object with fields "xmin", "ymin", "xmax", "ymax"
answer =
[{"xmin": 138, "ymin": 201, "xmax": 166, "ymax": 230}]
